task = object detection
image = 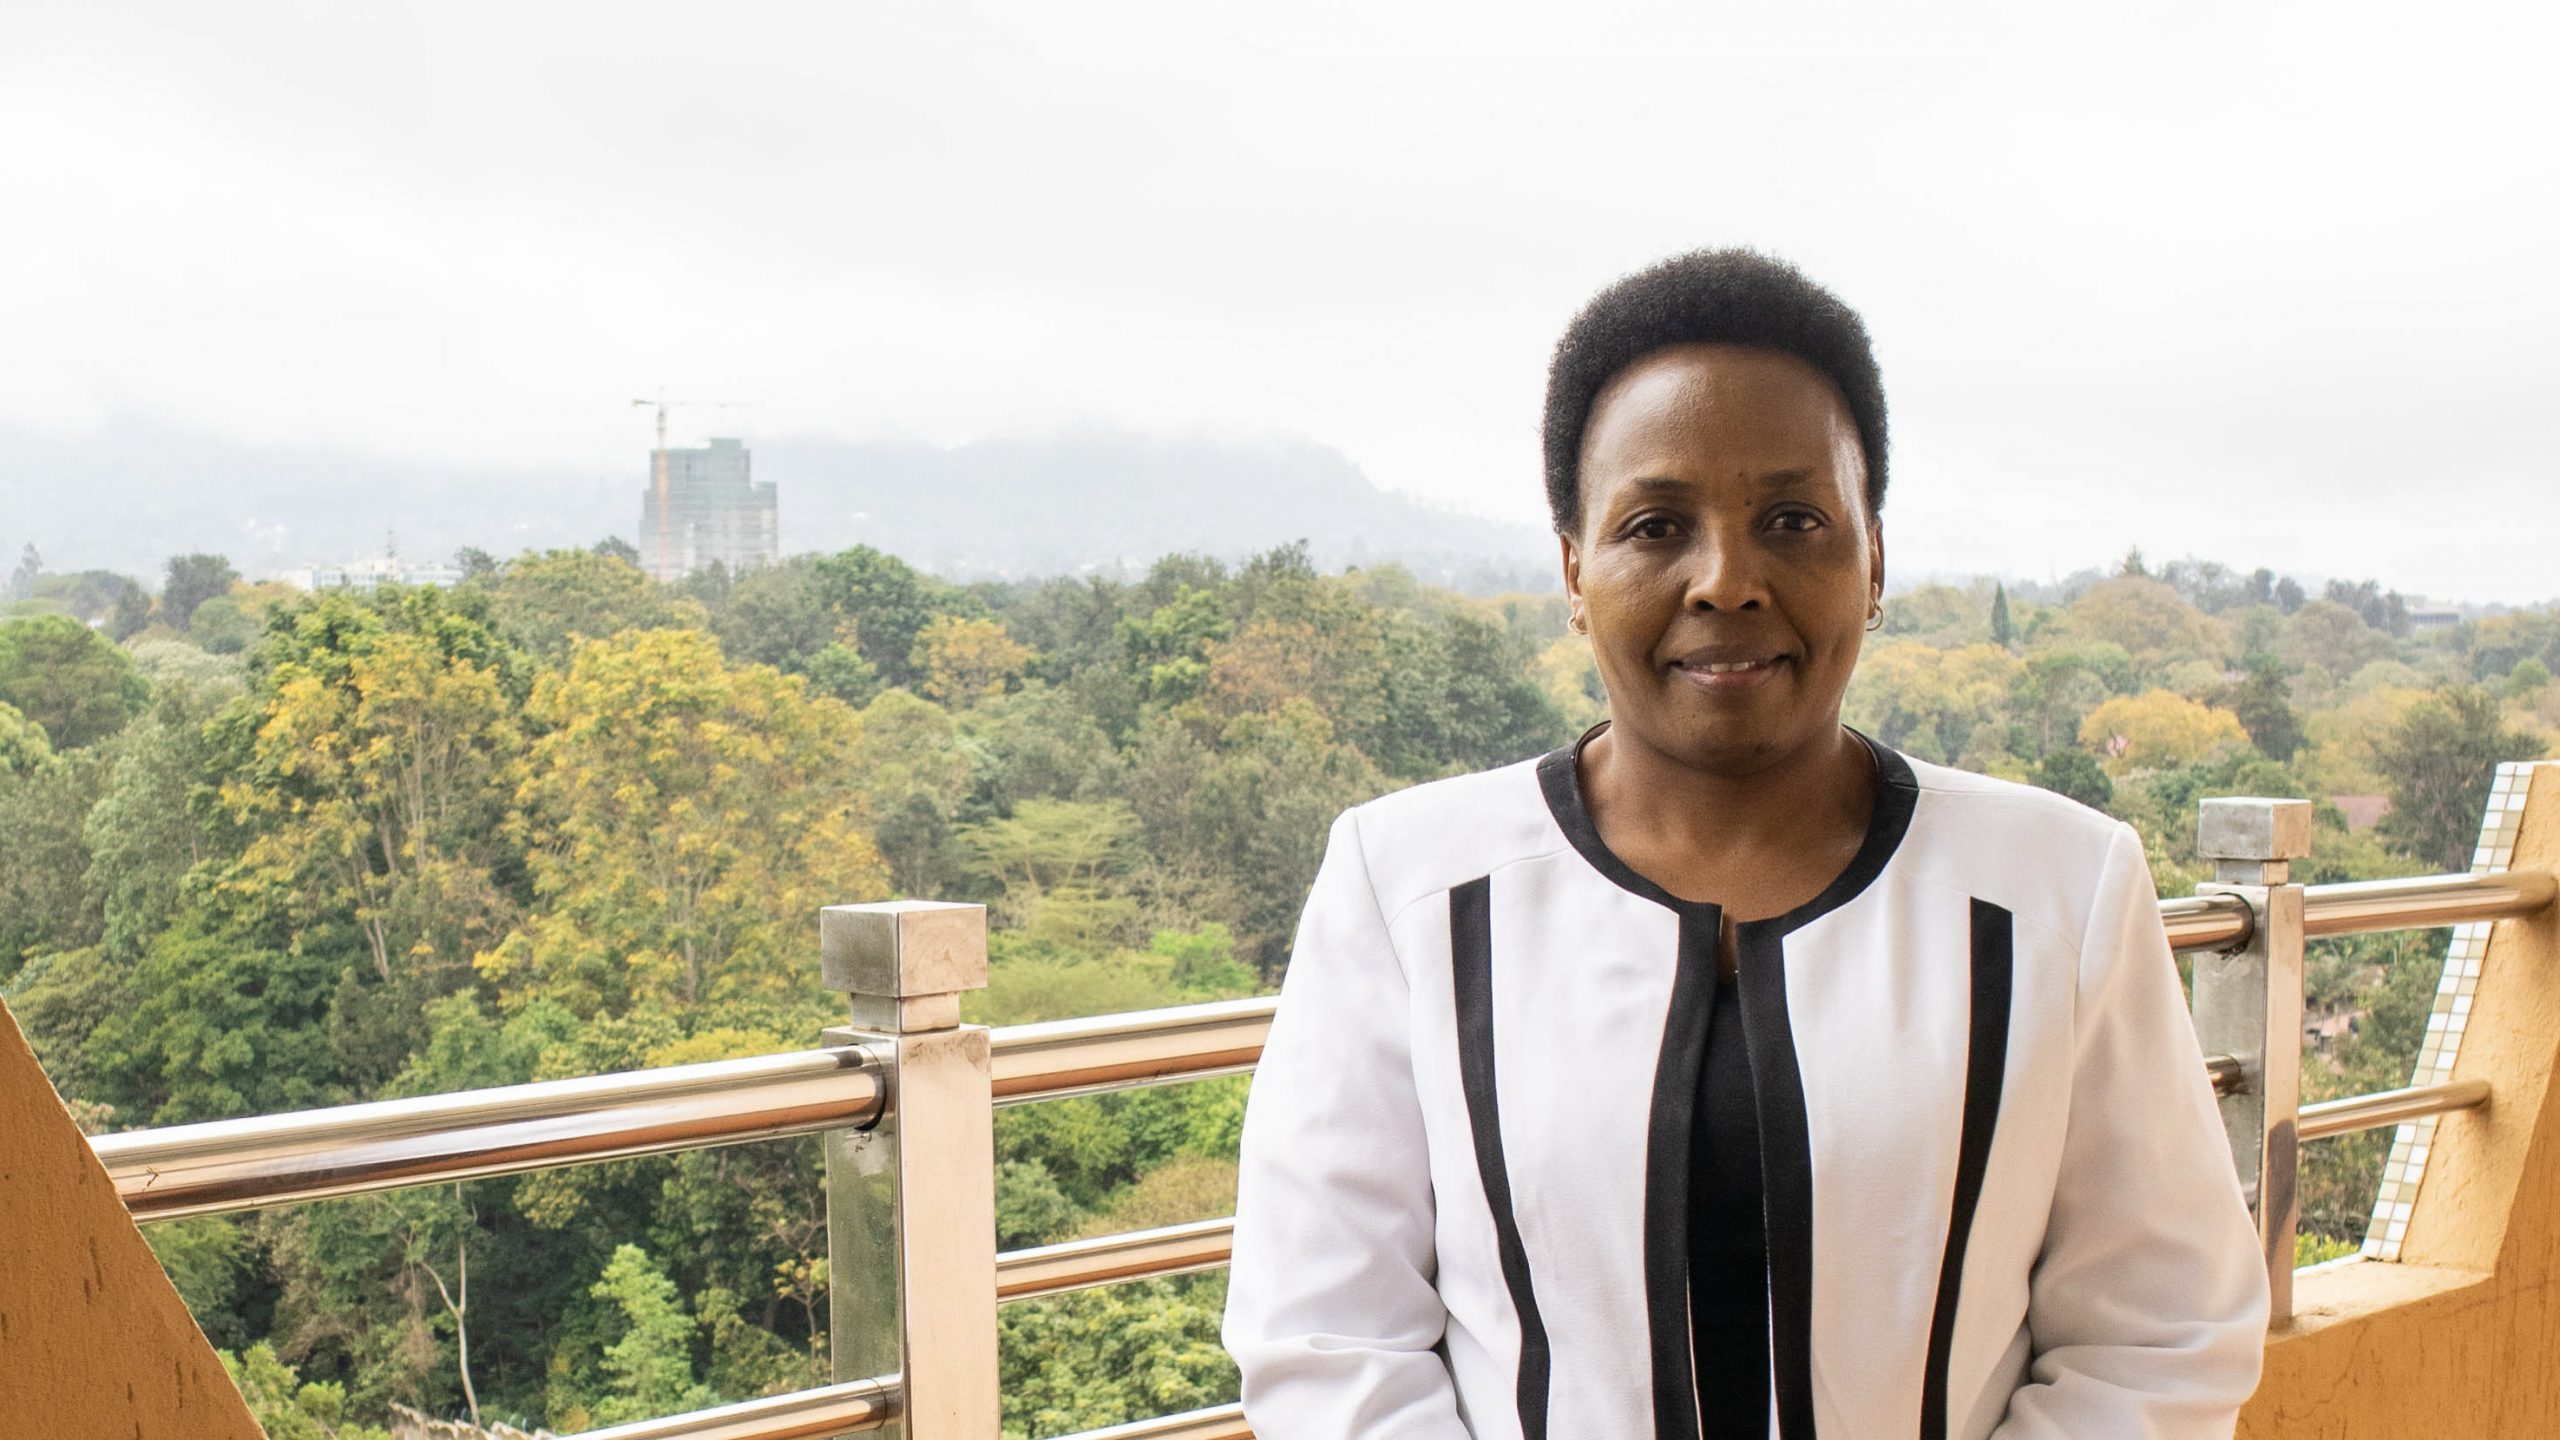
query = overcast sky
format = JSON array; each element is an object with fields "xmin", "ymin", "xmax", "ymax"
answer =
[{"xmin": 5, "ymin": 0, "xmax": 2554, "ymax": 603}]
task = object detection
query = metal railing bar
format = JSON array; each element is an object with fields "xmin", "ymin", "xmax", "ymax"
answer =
[
  {"xmin": 563, "ymin": 1375, "xmax": 897, "ymax": 1440},
  {"xmin": 99, "ymin": 1045, "xmax": 885, "ymax": 1223},
  {"xmin": 2299, "ymin": 1079, "xmax": 2493, "ymax": 1143},
  {"xmin": 86, "ymin": 868, "xmax": 2549, "ymax": 1225},
  {"xmin": 991, "ymin": 997, "xmax": 1275, "ymax": 1106},
  {"xmin": 1048, "ymin": 1402, "xmax": 1251, "ymax": 1440},
  {"xmin": 2302, "ymin": 869, "xmax": 2556, "ymax": 941},
  {"xmin": 2163, "ymin": 892, "xmax": 2256, "ymax": 952},
  {"xmin": 998, "ymin": 1217, "xmax": 1235, "ymax": 1303}
]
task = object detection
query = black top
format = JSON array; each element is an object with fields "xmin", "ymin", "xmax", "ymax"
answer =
[{"xmin": 1689, "ymin": 970, "xmax": 1770, "ymax": 1438}]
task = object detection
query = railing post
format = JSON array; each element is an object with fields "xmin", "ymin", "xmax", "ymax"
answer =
[
  {"xmin": 2191, "ymin": 796, "xmax": 2312, "ymax": 1323},
  {"xmin": 821, "ymin": 901, "xmax": 998, "ymax": 1439}
]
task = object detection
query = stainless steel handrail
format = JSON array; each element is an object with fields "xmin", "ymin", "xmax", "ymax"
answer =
[
  {"xmin": 2163, "ymin": 892, "xmax": 2256, "ymax": 952},
  {"xmin": 98, "ymin": 1045, "xmax": 885, "ymax": 1222},
  {"xmin": 998, "ymin": 1218, "xmax": 1235, "ymax": 1303},
  {"xmin": 2300, "ymin": 1079, "xmax": 2493, "ymax": 1143},
  {"xmin": 563, "ymin": 1375, "xmax": 897, "ymax": 1440},
  {"xmin": 2304, "ymin": 869, "xmax": 2556, "ymax": 940},
  {"xmin": 90, "ymin": 868, "xmax": 2550, "ymax": 1226},
  {"xmin": 991, "ymin": 997, "xmax": 1274, "ymax": 1106}
]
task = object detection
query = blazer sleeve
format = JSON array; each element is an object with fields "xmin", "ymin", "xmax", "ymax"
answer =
[
  {"xmin": 1992, "ymin": 821, "xmax": 2271, "ymax": 1438},
  {"xmin": 1222, "ymin": 808, "xmax": 1471, "ymax": 1439}
]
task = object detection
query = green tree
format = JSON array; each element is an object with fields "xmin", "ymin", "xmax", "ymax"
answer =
[
  {"xmin": 1990, "ymin": 583, "xmax": 2014, "ymax": 649},
  {"xmin": 220, "ymin": 1343, "xmax": 394, "ymax": 1440},
  {"xmin": 0, "ymin": 698, "xmax": 50, "ymax": 775},
  {"xmin": 2219, "ymin": 663, "xmax": 2304, "ymax": 763},
  {"xmin": 478, "ymin": 629, "xmax": 889, "ymax": 1015},
  {"xmin": 215, "ymin": 591, "xmax": 525, "ymax": 992},
  {"xmin": 2279, "ymin": 599, "xmax": 2391, "ymax": 679},
  {"xmin": 162, "ymin": 552, "xmax": 242, "ymax": 629},
  {"xmin": 489, "ymin": 548, "xmax": 701, "ymax": 662},
  {"xmin": 915, "ymin": 613, "xmax": 1036, "ymax": 707},
  {"xmin": 85, "ymin": 687, "xmax": 236, "ymax": 961},
  {"xmin": 0, "ymin": 613, "xmax": 149, "ymax": 747},
  {"xmin": 2030, "ymin": 748, "xmax": 2114, "ymax": 811},
  {"xmin": 587, "ymin": 1245, "xmax": 715, "ymax": 1424},
  {"xmin": 810, "ymin": 545, "xmax": 975, "ymax": 691},
  {"xmin": 0, "ymin": 746, "xmax": 110, "ymax": 976},
  {"xmin": 2373, "ymin": 686, "xmax": 2544, "ymax": 869},
  {"xmin": 2053, "ymin": 577, "xmax": 2231, "ymax": 679}
]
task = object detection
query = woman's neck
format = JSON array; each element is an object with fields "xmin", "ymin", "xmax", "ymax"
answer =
[{"xmin": 1578, "ymin": 718, "xmax": 1877, "ymax": 915}]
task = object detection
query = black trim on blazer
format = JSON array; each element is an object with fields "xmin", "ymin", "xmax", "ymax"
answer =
[
  {"xmin": 1536, "ymin": 721, "xmax": 1924, "ymax": 1440},
  {"xmin": 1452, "ymin": 876, "xmax": 1552, "ymax": 1439},
  {"xmin": 1921, "ymin": 900, "xmax": 2016, "ymax": 1440},
  {"xmin": 1642, "ymin": 910, "xmax": 1724, "ymax": 1440},
  {"xmin": 1734, "ymin": 924, "xmax": 1817, "ymax": 1440},
  {"xmin": 1534, "ymin": 721, "xmax": 1920, "ymax": 931}
]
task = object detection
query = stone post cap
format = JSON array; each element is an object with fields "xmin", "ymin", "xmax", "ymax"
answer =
[
  {"xmin": 821, "ymin": 901, "xmax": 988, "ymax": 999},
  {"xmin": 2197, "ymin": 797, "xmax": 2315, "ymax": 863}
]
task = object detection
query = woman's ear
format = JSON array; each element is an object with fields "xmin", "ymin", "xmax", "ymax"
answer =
[
  {"xmin": 1559, "ymin": 531, "xmax": 1586, "ymax": 633},
  {"xmin": 1868, "ymin": 520, "xmax": 1886, "ymax": 609}
]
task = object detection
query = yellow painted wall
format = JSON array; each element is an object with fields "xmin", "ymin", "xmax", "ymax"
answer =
[
  {"xmin": 0, "ymin": 997, "xmax": 265, "ymax": 1440},
  {"xmin": 2242, "ymin": 761, "xmax": 2560, "ymax": 1438}
]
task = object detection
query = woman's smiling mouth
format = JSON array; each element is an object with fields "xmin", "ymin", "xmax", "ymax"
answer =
[{"xmin": 1669, "ymin": 653, "xmax": 1789, "ymax": 690}]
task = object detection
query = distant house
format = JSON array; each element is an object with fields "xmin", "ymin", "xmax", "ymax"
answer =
[
  {"xmin": 2331, "ymin": 794, "xmax": 2392, "ymax": 832},
  {"xmin": 278, "ymin": 556, "xmax": 466, "ymax": 593}
]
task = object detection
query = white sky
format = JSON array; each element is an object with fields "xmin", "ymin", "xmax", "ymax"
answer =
[{"xmin": 4, "ymin": 0, "xmax": 2555, "ymax": 603}]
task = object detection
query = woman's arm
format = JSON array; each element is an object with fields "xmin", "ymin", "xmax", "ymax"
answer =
[
  {"xmin": 1993, "ymin": 822, "xmax": 2270, "ymax": 1437},
  {"xmin": 1222, "ymin": 809, "xmax": 1473, "ymax": 1438}
]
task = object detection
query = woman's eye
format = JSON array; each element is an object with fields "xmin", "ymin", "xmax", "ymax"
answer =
[
  {"xmin": 1629, "ymin": 517, "xmax": 1678, "ymax": 541},
  {"xmin": 1768, "ymin": 510, "xmax": 1823, "ymax": 533}
]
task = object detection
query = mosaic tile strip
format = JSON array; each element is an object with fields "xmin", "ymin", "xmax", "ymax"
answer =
[{"xmin": 2364, "ymin": 761, "xmax": 2541, "ymax": 1261}]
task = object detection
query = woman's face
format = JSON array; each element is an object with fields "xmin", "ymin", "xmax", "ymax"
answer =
[{"xmin": 1561, "ymin": 342, "xmax": 1882, "ymax": 778}]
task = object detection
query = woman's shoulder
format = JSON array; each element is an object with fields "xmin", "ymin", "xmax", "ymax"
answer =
[
  {"xmin": 1331, "ymin": 750, "xmax": 1574, "ymax": 920},
  {"xmin": 1895, "ymin": 749, "xmax": 2126, "ymax": 845},
  {"xmin": 1888, "ymin": 749, "xmax": 2148, "ymax": 933}
]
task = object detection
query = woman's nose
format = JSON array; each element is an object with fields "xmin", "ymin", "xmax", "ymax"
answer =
[{"xmin": 1681, "ymin": 530, "xmax": 1770, "ymax": 612}]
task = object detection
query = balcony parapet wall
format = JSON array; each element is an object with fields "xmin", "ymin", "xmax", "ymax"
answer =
[
  {"xmin": 0, "ymin": 996, "xmax": 263, "ymax": 1439},
  {"xmin": 2243, "ymin": 761, "xmax": 2560, "ymax": 1438}
]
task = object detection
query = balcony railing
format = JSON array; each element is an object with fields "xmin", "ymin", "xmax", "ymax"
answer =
[{"xmin": 87, "ymin": 797, "xmax": 2557, "ymax": 1440}]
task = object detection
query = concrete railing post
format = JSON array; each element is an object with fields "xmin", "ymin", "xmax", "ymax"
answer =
[
  {"xmin": 821, "ymin": 901, "xmax": 998, "ymax": 1439},
  {"xmin": 2192, "ymin": 797, "xmax": 2313, "ymax": 1322}
]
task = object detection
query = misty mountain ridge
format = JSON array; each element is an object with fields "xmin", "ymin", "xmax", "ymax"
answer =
[{"xmin": 0, "ymin": 415, "xmax": 1563, "ymax": 595}]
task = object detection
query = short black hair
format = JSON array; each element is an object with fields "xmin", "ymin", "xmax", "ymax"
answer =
[{"xmin": 1541, "ymin": 248, "xmax": 1888, "ymax": 535}]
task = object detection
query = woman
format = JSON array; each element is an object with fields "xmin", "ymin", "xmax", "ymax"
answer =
[{"xmin": 1221, "ymin": 250, "xmax": 2268, "ymax": 1439}]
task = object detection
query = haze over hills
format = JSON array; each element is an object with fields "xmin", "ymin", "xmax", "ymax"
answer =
[{"xmin": 0, "ymin": 417, "xmax": 1561, "ymax": 594}]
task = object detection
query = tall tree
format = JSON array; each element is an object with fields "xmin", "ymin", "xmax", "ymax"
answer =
[
  {"xmin": 1990, "ymin": 583, "xmax": 2014, "ymax": 649},
  {"xmin": 2374, "ymin": 686, "xmax": 2544, "ymax": 869},
  {"xmin": 162, "ymin": 552, "xmax": 242, "ymax": 630},
  {"xmin": 216, "ymin": 592, "xmax": 525, "ymax": 991},
  {"xmin": 5, "ymin": 543, "xmax": 38, "ymax": 602}
]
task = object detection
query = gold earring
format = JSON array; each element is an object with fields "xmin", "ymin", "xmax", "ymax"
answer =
[
  {"xmin": 1568, "ymin": 612, "xmax": 1587, "ymax": 635},
  {"xmin": 1865, "ymin": 604, "xmax": 1884, "ymax": 632}
]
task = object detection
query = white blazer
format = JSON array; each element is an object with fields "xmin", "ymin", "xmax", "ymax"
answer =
[{"xmin": 1223, "ymin": 730, "xmax": 2268, "ymax": 1439}]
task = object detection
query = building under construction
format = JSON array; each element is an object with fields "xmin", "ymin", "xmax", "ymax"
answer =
[{"xmin": 638, "ymin": 436, "xmax": 776, "ymax": 582}]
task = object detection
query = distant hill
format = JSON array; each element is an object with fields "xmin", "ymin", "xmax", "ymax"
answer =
[{"xmin": 0, "ymin": 417, "xmax": 1561, "ymax": 595}]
